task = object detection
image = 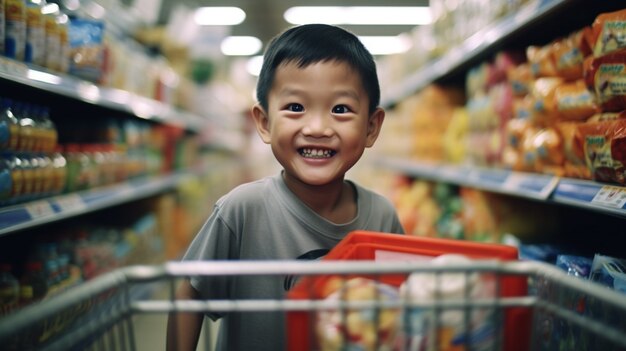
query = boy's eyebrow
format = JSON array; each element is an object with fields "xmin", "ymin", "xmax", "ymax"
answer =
[{"xmin": 277, "ymin": 87, "xmax": 361, "ymax": 101}]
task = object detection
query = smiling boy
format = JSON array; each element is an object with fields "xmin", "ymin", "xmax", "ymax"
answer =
[{"xmin": 167, "ymin": 24, "xmax": 404, "ymax": 351}]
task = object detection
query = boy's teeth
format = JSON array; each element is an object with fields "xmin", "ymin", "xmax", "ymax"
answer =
[{"xmin": 301, "ymin": 148, "xmax": 333, "ymax": 158}]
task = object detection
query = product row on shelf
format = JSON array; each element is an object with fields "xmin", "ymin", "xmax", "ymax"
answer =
[
  {"xmin": 0, "ymin": 95, "xmax": 199, "ymax": 207},
  {"xmin": 375, "ymin": 1, "xmax": 626, "ymax": 219},
  {"xmin": 1, "ymin": 0, "xmax": 181, "ymax": 105},
  {"xmin": 0, "ymin": 154, "xmax": 248, "ymax": 318}
]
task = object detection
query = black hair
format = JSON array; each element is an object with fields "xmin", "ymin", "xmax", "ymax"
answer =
[{"xmin": 256, "ymin": 24, "xmax": 380, "ymax": 114}]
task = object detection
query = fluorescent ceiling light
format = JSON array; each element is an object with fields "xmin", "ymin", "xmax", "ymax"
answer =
[
  {"xmin": 359, "ymin": 35, "xmax": 412, "ymax": 55},
  {"xmin": 221, "ymin": 36, "xmax": 262, "ymax": 56},
  {"xmin": 194, "ymin": 7, "xmax": 246, "ymax": 26},
  {"xmin": 284, "ymin": 6, "xmax": 431, "ymax": 25}
]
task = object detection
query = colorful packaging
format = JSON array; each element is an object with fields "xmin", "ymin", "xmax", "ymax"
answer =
[
  {"xmin": 589, "ymin": 254, "xmax": 626, "ymax": 294},
  {"xmin": 5, "ymin": 0, "xmax": 26, "ymax": 60},
  {"xmin": 506, "ymin": 63, "xmax": 532, "ymax": 97},
  {"xmin": 577, "ymin": 118, "xmax": 626, "ymax": 184},
  {"xmin": 316, "ymin": 278, "xmax": 400, "ymax": 351},
  {"xmin": 584, "ymin": 48, "xmax": 626, "ymax": 112},
  {"xmin": 551, "ymin": 27, "xmax": 593, "ymax": 81},
  {"xmin": 554, "ymin": 79, "xmax": 599, "ymax": 121},
  {"xmin": 527, "ymin": 44, "xmax": 557, "ymax": 78},
  {"xmin": 591, "ymin": 9, "xmax": 626, "ymax": 57},
  {"xmin": 556, "ymin": 255, "xmax": 593, "ymax": 278},
  {"xmin": 528, "ymin": 77, "xmax": 565, "ymax": 126},
  {"xmin": 68, "ymin": 19, "xmax": 105, "ymax": 82}
]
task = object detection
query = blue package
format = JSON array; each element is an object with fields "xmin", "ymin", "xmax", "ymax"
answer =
[
  {"xmin": 556, "ymin": 255, "xmax": 593, "ymax": 278},
  {"xmin": 68, "ymin": 19, "xmax": 105, "ymax": 83},
  {"xmin": 589, "ymin": 254, "xmax": 626, "ymax": 294}
]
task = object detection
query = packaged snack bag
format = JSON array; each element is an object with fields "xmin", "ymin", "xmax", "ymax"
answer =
[
  {"xmin": 527, "ymin": 44, "xmax": 557, "ymax": 78},
  {"xmin": 587, "ymin": 110, "xmax": 626, "ymax": 122},
  {"xmin": 506, "ymin": 63, "xmax": 532, "ymax": 97},
  {"xmin": 554, "ymin": 79, "xmax": 599, "ymax": 121},
  {"xmin": 555, "ymin": 121, "xmax": 586, "ymax": 166},
  {"xmin": 584, "ymin": 48, "xmax": 626, "ymax": 112},
  {"xmin": 531, "ymin": 128, "xmax": 566, "ymax": 171},
  {"xmin": 577, "ymin": 118, "xmax": 626, "ymax": 184},
  {"xmin": 551, "ymin": 27, "xmax": 593, "ymax": 81},
  {"xmin": 527, "ymin": 78, "xmax": 564, "ymax": 126},
  {"xmin": 591, "ymin": 9, "xmax": 626, "ymax": 57}
]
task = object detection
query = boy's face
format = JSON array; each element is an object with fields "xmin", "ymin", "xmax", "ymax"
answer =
[{"xmin": 252, "ymin": 60, "xmax": 384, "ymax": 187}]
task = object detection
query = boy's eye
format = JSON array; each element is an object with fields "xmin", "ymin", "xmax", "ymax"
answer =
[
  {"xmin": 332, "ymin": 105, "xmax": 351, "ymax": 114},
  {"xmin": 286, "ymin": 103, "xmax": 304, "ymax": 112}
]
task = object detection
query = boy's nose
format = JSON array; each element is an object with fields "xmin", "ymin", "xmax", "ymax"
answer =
[{"xmin": 302, "ymin": 113, "xmax": 333, "ymax": 137}]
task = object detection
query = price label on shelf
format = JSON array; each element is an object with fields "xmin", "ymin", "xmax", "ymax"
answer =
[
  {"xmin": 24, "ymin": 200, "xmax": 55, "ymax": 219},
  {"xmin": 591, "ymin": 186, "xmax": 626, "ymax": 209},
  {"xmin": 54, "ymin": 194, "xmax": 87, "ymax": 212}
]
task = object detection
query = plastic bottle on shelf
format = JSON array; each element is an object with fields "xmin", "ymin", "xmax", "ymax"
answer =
[
  {"xmin": 25, "ymin": 0, "xmax": 45, "ymax": 66},
  {"xmin": 4, "ymin": 0, "xmax": 27, "ymax": 60},
  {"xmin": 50, "ymin": 146, "xmax": 66, "ymax": 194},
  {"xmin": 2, "ymin": 152, "xmax": 23, "ymax": 203},
  {"xmin": 39, "ymin": 153, "xmax": 54, "ymax": 196},
  {"xmin": 64, "ymin": 143, "xmax": 91, "ymax": 192},
  {"xmin": 40, "ymin": 107, "xmax": 57, "ymax": 153},
  {"xmin": 16, "ymin": 103, "xmax": 36, "ymax": 152},
  {"xmin": 0, "ymin": 155, "xmax": 12, "ymax": 203},
  {"xmin": 43, "ymin": 1, "xmax": 60, "ymax": 71},
  {"xmin": 57, "ymin": 11, "xmax": 69, "ymax": 73},
  {"xmin": 0, "ymin": 98, "xmax": 20, "ymax": 151},
  {"xmin": 19, "ymin": 153, "xmax": 34, "ymax": 200},
  {"xmin": 0, "ymin": 263, "xmax": 19, "ymax": 316}
]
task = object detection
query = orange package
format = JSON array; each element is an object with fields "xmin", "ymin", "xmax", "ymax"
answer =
[
  {"xmin": 527, "ymin": 44, "xmax": 557, "ymax": 78},
  {"xmin": 555, "ymin": 121, "xmax": 586, "ymax": 166},
  {"xmin": 527, "ymin": 77, "xmax": 565, "ymax": 126},
  {"xmin": 507, "ymin": 63, "xmax": 533, "ymax": 96},
  {"xmin": 551, "ymin": 27, "xmax": 593, "ymax": 81},
  {"xmin": 554, "ymin": 79, "xmax": 599, "ymax": 121},
  {"xmin": 591, "ymin": 9, "xmax": 626, "ymax": 57},
  {"xmin": 577, "ymin": 118, "xmax": 626, "ymax": 184},
  {"xmin": 584, "ymin": 48, "xmax": 626, "ymax": 112}
]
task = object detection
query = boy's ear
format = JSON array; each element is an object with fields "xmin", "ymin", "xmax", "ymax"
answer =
[
  {"xmin": 251, "ymin": 103, "xmax": 272, "ymax": 144},
  {"xmin": 365, "ymin": 107, "xmax": 385, "ymax": 147}
]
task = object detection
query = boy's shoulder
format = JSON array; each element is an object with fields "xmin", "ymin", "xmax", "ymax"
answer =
[{"xmin": 217, "ymin": 174, "xmax": 279, "ymax": 207}]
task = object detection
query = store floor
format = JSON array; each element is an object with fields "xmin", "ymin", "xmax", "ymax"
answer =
[
  {"xmin": 132, "ymin": 314, "xmax": 218, "ymax": 351},
  {"xmin": 131, "ymin": 287, "xmax": 218, "ymax": 351}
]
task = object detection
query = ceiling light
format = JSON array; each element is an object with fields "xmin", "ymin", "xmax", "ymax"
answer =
[
  {"xmin": 358, "ymin": 35, "xmax": 413, "ymax": 55},
  {"xmin": 194, "ymin": 7, "xmax": 246, "ymax": 26},
  {"xmin": 221, "ymin": 36, "xmax": 262, "ymax": 56},
  {"xmin": 284, "ymin": 6, "xmax": 431, "ymax": 26}
]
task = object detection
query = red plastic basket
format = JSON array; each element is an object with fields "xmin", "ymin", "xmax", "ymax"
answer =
[{"xmin": 286, "ymin": 230, "xmax": 530, "ymax": 351}]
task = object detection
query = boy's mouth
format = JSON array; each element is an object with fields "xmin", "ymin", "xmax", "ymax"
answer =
[{"xmin": 298, "ymin": 148, "xmax": 336, "ymax": 159}]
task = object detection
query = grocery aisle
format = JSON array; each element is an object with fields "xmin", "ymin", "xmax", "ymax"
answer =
[{"xmin": 1, "ymin": 0, "xmax": 626, "ymax": 350}]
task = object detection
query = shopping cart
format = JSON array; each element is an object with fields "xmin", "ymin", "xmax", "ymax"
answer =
[{"xmin": 0, "ymin": 237, "xmax": 625, "ymax": 351}]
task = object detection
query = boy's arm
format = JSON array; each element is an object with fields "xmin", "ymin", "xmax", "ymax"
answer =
[{"xmin": 166, "ymin": 279, "xmax": 204, "ymax": 351}]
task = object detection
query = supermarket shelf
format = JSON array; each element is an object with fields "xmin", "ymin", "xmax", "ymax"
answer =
[
  {"xmin": 0, "ymin": 57, "xmax": 205, "ymax": 133},
  {"xmin": 380, "ymin": 0, "xmax": 569, "ymax": 108},
  {"xmin": 0, "ymin": 171, "xmax": 198, "ymax": 237},
  {"xmin": 378, "ymin": 158, "xmax": 626, "ymax": 218}
]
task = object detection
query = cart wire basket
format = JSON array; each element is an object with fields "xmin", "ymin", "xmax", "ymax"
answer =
[{"xmin": 0, "ymin": 258, "xmax": 625, "ymax": 351}]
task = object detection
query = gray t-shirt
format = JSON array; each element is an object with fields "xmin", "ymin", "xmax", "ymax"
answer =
[{"xmin": 183, "ymin": 173, "xmax": 404, "ymax": 351}]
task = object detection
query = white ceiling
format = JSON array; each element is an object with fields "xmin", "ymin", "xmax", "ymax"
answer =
[{"xmin": 157, "ymin": 0, "xmax": 430, "ymax": 48}]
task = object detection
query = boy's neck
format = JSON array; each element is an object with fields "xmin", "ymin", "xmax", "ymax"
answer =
[{"xmin": 281, "ymin": 172, "xmax": 357, "ymax": 224}]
